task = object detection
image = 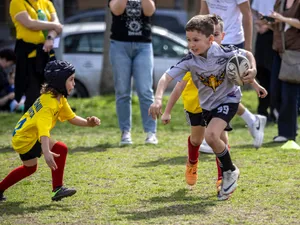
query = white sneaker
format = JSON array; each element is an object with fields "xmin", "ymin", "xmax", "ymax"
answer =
[
  {"xmin": 248, "ymin": 115, "xmax": 267, "ymax": 149},
  {"xmin": 273, "ymin": 136, "xmax": 288, "ymax": 143},
  {"xmin": 199, "ymin": 139, "xmax": 214, "ymax": 154},
  {"xmin": 120, "ymin": 131, "xmax": 133, "ymax": 145},
  {"xmin": 145, "ymin": 132, "xmax": 158, "ymax": 145},
  {"xmin": 220, "ymin": 165, "xmax": 240, "ymax": 196}
]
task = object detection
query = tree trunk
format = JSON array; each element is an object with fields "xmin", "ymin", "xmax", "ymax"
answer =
[
  {"xmin": 187, "ymin": 0, "xmax": 198, "ymax": 19},
  {"xmin": 100, "ymin": 6, "xmax": 114, "ymax": 95},
  {"xmin": 64, "ymin": 0, "xmax": 78, "ymax": 18}
]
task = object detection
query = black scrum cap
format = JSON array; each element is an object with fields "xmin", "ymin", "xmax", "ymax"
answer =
[{"xmin": 44, "ymin": 60, "xmax": 75, "ymax": 97}]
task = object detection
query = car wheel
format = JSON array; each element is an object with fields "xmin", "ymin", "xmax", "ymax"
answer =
[{"xmin": 69, "ymin": 80, "xmax": 89, "ymax": 98}]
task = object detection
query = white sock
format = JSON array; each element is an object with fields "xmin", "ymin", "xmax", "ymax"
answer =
[{"xmin": 240, "ymin": 108, "xmax": 256, "ymax": 127}]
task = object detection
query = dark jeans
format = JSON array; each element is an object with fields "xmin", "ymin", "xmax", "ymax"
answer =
[
  {"xmin": 270, "ymin": 52, "xmax": 299, "ymax": 140},
  {"xmin": 24, "ymin": 58, "xmax": 44, "ymax": 111},
  {"xmin": 256, "ymin": 66, "xmax": 271, "ymax": 117},
  {"xmin": 270, "ymin": 53, "xmax": 282, "ymax": 114},
  {"xmin": 255, "ymin": 31, "xmax": 274, "ymax": 118}
]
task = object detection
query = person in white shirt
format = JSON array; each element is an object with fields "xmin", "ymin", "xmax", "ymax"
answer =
[{"xmin": 200, "ymin": 0, "xmax": 253, "ymax": 51}]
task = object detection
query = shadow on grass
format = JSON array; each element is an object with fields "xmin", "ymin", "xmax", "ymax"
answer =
[
  {"xmin": 0, "ymin": 147, "xmax": 14, "ymax": 154},
  {"xmin": 69, "ymin": 142, "xmax": 159, "ymax": 153},
  {"xmin": 0, "ymin": 201, "xmax": 71, "ymax": 216},
  {"xmin": 231, "ymin": 141, "xmax": 283, "ymax": 150},
  {"xmin": 0, "ymin": 142, "xmax": 164, "ymax": 155},
  {"xmin": 119, "ymin": 189, "xmax": 217, "ymax": 220},
  {"xmin": 70, "ymin": 142, "xmax": 116, "ymax": 153},
  {"xmin": 148, "ymin": 188, "xmax": 204, "ymax": 202},
  {"xmin": 0, "ymin": 144, "xmax": 115, "ymax": 155},
  {"xmin": 261, "ymin": 141, "xmax": 285, "ymax": 148},
  {"xmin": 134, "ymin": 154, "xmax": 215, "ymax": 167}
]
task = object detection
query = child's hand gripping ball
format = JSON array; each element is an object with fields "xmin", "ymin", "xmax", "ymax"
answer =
[{"xmin": 226, "ymin": 54, "xmax": 250, "ymax": 86}]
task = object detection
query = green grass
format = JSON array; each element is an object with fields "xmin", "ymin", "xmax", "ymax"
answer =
[{"xmin": 0, "ymin": 92, "xmax": 300, "ymax": 225}]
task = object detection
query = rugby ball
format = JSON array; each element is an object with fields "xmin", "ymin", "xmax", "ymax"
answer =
[{"xmin": 226, "ymin": 54, "xmax": 250, "ymax": 86}]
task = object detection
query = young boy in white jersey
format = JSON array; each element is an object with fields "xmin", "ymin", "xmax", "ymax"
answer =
[
  {"xmin": 149, "ymin": 15, "xmax": 257, "ymax": 200},
  {"xmin": 0, "ymin": 60, "xmax": 101, "ymax": 202},
  {"xmin": 160, "ymin": 15, "xmax": 267, "ymax": 196}
]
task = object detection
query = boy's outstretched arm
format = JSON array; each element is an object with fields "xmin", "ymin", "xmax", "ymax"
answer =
[
  {"xmin": 242, "ymin": 51, "xmax": 257, "ymax": 84},
  {"xmin": 148, "ymin": 73, "xmax": 173, "ymax": 120},
  {"xmin": 250, "ymin": 80, "xmax": 268, "ymax": 98},
  {"xmin": 161, "ymin": 80, "xmax": 187, "ymax": 125},
  {"xmin": 68, "ymin": 116, "xmax": 101, "ymax": 127}
]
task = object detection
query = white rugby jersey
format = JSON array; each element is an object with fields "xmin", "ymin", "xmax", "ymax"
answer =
[{"xmin": 166, "ymin": 42, "xmax": 246, "ymax": 111}]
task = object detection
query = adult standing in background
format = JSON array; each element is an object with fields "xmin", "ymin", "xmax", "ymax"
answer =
[
  {"xmin": 108, "ymin": 0, "xmax": 158, "ymax": 145},
  {"xmin": 269, "ymin": 0, "xmax": 300, "ymax": 142},
  {"xmin": 200, "ymin": 0, "xmax": 253, "ymax": 51},
  {"xmin": 200, "ymin": 0, "xmax": 267, "ymax": 149},
  {"xmin": 251, "ymin": 0, "xmax": 276, "ymax": 121},
  {"xmin": 10, "ymin": 0, "xmax": 63, "ymax": 111}
]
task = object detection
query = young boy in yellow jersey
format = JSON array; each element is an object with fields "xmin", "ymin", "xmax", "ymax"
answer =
[
  {"xmin": 0, "ymin": 60, "xmax": 101, "ymax": 202},
  {"xmin": 160, "ymin": 15, "xmax": 267, "ymax": 199}
]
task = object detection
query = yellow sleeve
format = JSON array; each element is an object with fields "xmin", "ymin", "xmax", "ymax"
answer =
[
  {"xmin": 10, "ymin": 0, "xmax": 26, "ymax": 19},
  {"xmin": 36, "ymin": 107, "xmax": 53, "ymax": 140},
  {"xmin": 182, "ymin": 72, "xmax": 192, "ymax": 82},
  {"xmin": 47, "ymin": 1, "xmax": 56, "ymax": 14},
  {"xmin": 58, "ymin": 98, "xmax": 76, "ymax": 122}
]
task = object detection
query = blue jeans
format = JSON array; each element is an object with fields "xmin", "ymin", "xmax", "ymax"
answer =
[
  {"xmin": 109, "ymin": 40, "xmax": 156, "ymax": 133},
  {"xmin": 270, "ymin": 52, "xmax": 299, "ymax": 140}
]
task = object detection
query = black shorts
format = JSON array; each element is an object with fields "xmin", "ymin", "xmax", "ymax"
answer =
[
  {"xmin": 19, "ymin": 141, "xmax": 42, "ymax": 161},
  {"xmin": 185, "ymin": 110, "xmax": 206, "ymax": 126},
  {"xmin": 202, "ymin": 103, "xmax": 239, "ymax": 131}
]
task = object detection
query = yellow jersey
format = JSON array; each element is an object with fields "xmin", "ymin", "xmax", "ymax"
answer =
[
  {"xmin": 10, "ymin": 0, "xmax": 56, "ymax": 57},
  {"xmin": 181, "ymin": 72, "xmax": 202, "ymax": 114},
  {"xmin": 12, "ymin": 93, "xmax": 76, "ymax": 154}
]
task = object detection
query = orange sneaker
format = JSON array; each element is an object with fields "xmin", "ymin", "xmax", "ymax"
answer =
[
  {"xmin": 216, "ymin": 179, "xmax": 222, "ymax": 193},
  {"xmin": 185, "ymin": 161, "xmax": 198, "ymax": 186}
]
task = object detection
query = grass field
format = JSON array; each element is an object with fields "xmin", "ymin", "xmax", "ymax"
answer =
[{"xmin": 0, "ymin": 91, "xmax": 300, "ymax": 225}]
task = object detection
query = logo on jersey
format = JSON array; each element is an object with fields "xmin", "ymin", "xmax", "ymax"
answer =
[
  {"xmin": 125, "ymin": 0, "xmax": 143, "ymax": 36},
  {"xmin": 197, "ymin": 70, "xmax": 225, "ymax": 92}
]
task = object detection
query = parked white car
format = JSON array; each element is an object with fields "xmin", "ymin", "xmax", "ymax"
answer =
[{"xmin": 62, "ymin": 22, "xmax": 188, "ymax": 97}]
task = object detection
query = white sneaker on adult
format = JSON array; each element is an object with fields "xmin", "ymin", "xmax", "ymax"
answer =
[
  {"xmin": 220, "ymin": 165, "xmax": 240, "ymax": 196},
  {"xmin": 273, "ymin": 136, "xmax": 288, "ymax": 143},
  {"xmin": 120, "ymin": 131, "xmax": 133, "ymax": 145},
  {"xmin": 199, "ymin": 139, "xmax": 214, "ymax": 154},
  {"xmin": 145, "ymin": 132, "xmax": 158, "ymax": 145},
  {"xmin": 248, "ymin": 115, "xmax": 267, "ymax": 149}
]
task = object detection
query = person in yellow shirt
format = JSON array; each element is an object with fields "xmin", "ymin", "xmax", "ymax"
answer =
[
  {"xmin": 10, "ymin": 0, "xmax": 63, "ymax": 112},
  {"xmin": 161, "ymin": 15, "xmax": 267, "ymax": 200},
  {"xmin": 0, "ymin": 60, "xmax": 101, "ymax": 202}
]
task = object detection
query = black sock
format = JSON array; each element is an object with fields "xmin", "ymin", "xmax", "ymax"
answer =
[
  {"xmin": 216, "ymin": 147, "xmax": 235, "ymax": 172},
  {"xmin": 0, "ymin": 191, "xmax": 5, "ymax": 200}
]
